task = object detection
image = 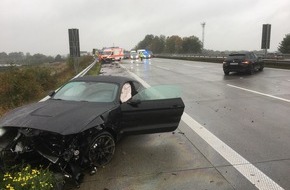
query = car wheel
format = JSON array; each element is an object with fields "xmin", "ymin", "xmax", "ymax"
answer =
[
  {"xmin": 259, "ymin": 64, "xmax": 264, "ymax": 71},
  {"xmin": 248, "ymin": 65, "xmax": 254, "ymax": 75},
  {"xmin": 88, "ymin": 131, "xmax": 115, "ymax": 167},
  {"xmin": 224, "ymin": 70, "xmax": 230, "ymax": 75}
]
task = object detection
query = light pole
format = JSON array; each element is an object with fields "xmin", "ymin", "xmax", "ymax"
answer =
[{"xmin": 201, "ymin": 22, "xmax": 206, "ymax": 50}]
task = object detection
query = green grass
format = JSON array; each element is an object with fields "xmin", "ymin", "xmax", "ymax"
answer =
[{"xmin": 85, "ymin": 61, "xmax": 101, "ymax": 76}]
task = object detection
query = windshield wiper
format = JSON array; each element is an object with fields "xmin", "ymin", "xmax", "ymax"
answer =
[{"xmin": 52, "ymin": 98, "xmax": 63, "ymax": 101}]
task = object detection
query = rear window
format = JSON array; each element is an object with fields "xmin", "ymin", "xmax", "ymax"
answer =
[{"xmin": 226, "ymin": 54, "xmax": 246, "ymax": 60}]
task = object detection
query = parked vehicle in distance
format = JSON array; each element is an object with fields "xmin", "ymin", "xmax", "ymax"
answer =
[
  {"xmin": 223, "ymin": 52, "xmax": 264, "ymax": 75},
  {"xmin": 147, "ymin": 50, "xmax": 154, "ymax": 58},
  {"xmin": 0, "ymin": 75, "xmax": 184, "ymax": 187},
  {"xmin": 123, "ymin": 51, "xmax": 130, "ymax": 59},
  {"xmin": 137, "ymin": 49, "xmax": 151, "ymax": 59},
  {"xmin": 130, "ymin": 52, "xmax": 139, "ymax": 59},
  {"xmin": 99, "ymin": 47, "xmax": 124, "ymax": 63}
]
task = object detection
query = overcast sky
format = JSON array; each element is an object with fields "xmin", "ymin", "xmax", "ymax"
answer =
[{"xmin": 1, "ymin": 0, "xmax": 290, "ymax": 56}]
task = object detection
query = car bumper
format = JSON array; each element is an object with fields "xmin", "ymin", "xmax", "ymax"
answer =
[{"xmin": 223, "ymin": 64, "xmax": 251, "ymax": 72}]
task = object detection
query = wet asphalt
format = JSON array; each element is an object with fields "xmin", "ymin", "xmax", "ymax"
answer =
[{"xmin": 79, "ymin": 58, "xmax": 290, "ymax": 190}]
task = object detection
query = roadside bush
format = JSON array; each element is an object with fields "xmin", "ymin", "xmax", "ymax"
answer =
[
  {"xmin": 0, "ymin": 67, "xmax": 57, "ymax": 112},
  {"xmin": 33, "ymin": 67, "xmax": 57, "ymax": 90},
  {"xmin": 0, "ymin": 55, "xmax": 95, "ymax": 116},
  {"xmin": 66, "ymin": 55, "xmax": 94, "ymax": 74}
]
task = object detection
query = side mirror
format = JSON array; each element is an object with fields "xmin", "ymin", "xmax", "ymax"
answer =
[{"xmin": 128, "ymin": 99, "xmax": 141, "ymax": 106}]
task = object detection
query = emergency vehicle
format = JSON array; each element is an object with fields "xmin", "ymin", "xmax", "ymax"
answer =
[
  {"xmin": 137, "ymin": 49, "xmax": 151, "ymax": 60},
  {"xmin": 99, "ymin": 47, "xmax": 124, "ymax": 63}
]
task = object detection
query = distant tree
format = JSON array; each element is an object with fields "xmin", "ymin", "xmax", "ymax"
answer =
[
  {"xmin": 148, "ymin": 35, "xmax": 166, "ymax": 54},
  {"xmin": 32, "ymin": 53, "xmax": 54, "ymax": 64},
  {"xmin": 55, "ymin": 54, "xmax": 62, "ymax": 62},
  {"xmin": 0, "ymin": 52, "xmax": 8, "ymax": 59},
  {"xmin": 165, "ymin": 35, "xmax": 182, "ymax": 54},
  {"xmin": 0, "ymin": 52, "xmax": 8, "ymax": 64},
  {"xmin": 159, "ymin": 35, "xmax": 166, "ymax": 51},
  {"xmin": 135, "ymin": 34, "xmax": 155, "ymax": 50},
  {"xmin": 8, "ymin": 52, "xmax": 25, "ymax": 63},
  {"xmin": 134, "ymin": 34, "xmax": 167, "ymax": 54},
  {"xmin": 134, "ymin": 34, "xmax": 202, "ymax": 54},
  {"xmin": 278, "ymin": 34, "xmax": 290, "ymax": 53},
  {"xmin": 182, "ymin": 36, "xmax": 202, "ymax": 54}
]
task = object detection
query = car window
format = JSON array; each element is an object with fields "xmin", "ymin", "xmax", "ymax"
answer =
[
  {"xmin": 132, "ymin": 85, "xmax": 182, "ymax": 101},
  {"xmin": 131, "ymin": 81, "xmax": 144, "ymax": 94},
  {"xmin": 53, "ymin": 81, "xmax": 118, "ymax": 102},
  {"xmin": 226, "ymin": 54, "xmax": 246, "ymax": 60},
  {"xmin": 250, "ymin": 53, "xmax": 257, "ymax": 59},
  {"xmin": 248, "ymin": 53, "xmax": 254, "ymax": 59}
]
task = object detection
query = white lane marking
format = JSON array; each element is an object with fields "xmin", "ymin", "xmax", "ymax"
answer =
[
  {"xmin": 182, "ymin": 113, "xmax": 283, "ymax": 190},
  {"xmin": 154, "ymin": 65, "xmax": 171, "ymax": 71},
  {"xmin": 183, "ymin": 64, "xmax": 205, "ymax": 68},
  {"xmin": 120, "ymin": 63, "xmax": 284, "ymax": 190},
  {"xmin": 227, "ymin": 84, "xmax": 290, "ymax": 103}
]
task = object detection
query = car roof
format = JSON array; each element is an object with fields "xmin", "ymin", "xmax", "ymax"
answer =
[
  {"xmin": 71, "ymin": 75, "xmax": 137, "ymax": 85},
  {"xmin": 229, "ymin": 51, "xmax": 252, "ymax": 56}
]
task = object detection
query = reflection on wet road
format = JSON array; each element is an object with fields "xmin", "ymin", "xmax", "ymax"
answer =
[{"xmin": 81, "ymin": 58, "xmax": 290, "ymax": 190}]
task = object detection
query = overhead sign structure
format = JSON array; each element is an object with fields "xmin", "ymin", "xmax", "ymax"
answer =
[
  {"xmin": 261, "ymin": 24, "xmax": 271, "ymax": 50},
  {"xmin": 68, "ymin": 29, "xmax": 80, "ymax": 57}
]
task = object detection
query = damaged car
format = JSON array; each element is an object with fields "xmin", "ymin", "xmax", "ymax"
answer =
[{"xmin": 0, "ymin": 75, "xmax": 184, "ymax": 186}]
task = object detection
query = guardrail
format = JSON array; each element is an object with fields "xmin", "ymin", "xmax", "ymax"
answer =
[
  {"xmin": 156, "ymin": 53, "xmax": 290, "ymax": 60},
  {"xmin": 155, "ymin": 54, "xmax": 290, "ymax": 69}
]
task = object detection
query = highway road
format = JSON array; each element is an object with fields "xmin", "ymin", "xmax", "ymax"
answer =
[{"xmin": 79, "ymin": 58, "xmax": 290, "ymax": 190}]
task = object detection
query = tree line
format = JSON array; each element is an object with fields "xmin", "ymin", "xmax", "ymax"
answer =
[
  {"xmin": 134, "ymin": 34, "xmax": 203, "ymax": 54},
  {"xmin": 0, "ymin": 52, "xmax": 63, "ymax": 65},
  {"xmin": 278, "ymin": 34, "xmax": 290, "ymax": 54},
  {"xmin": 134, "ymin": 33, "xmax": 290, "ymax": 54}
]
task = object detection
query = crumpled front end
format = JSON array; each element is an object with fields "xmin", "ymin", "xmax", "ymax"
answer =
[{"xmin": 0, "ymin": 125, "xmax": 106, "ymax": 186}]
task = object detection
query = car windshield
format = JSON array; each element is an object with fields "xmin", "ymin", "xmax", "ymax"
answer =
[
  {"xmin": 102, "ymin": 51, "xmax": 112, "ymax": 55},
  {"xmin": 132, "ymin": 85, "xmax": 182, "ymax": 101},
  {"xmin": 52, "ymin": 81, "xmax": 119, "ymax": 102}
]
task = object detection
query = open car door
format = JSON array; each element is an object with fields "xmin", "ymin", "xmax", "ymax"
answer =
[{"xmin": 120, "ymin": 85, "xmax": 184, "ymax": 135}]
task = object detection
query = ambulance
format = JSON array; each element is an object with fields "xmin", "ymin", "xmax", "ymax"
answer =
[{"xmin": 99, "ymin": 47, "xmax": 124, "ymax": 63}]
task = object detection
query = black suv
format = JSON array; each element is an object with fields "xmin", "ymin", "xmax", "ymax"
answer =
[{"xmin": 223, "ymin": 52, "xmax": 264, "ymax": 75}]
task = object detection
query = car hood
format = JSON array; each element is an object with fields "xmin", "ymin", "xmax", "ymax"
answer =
[{"xmin": 0, "ymin": 99, "xmax": 117, "ymax": 135}]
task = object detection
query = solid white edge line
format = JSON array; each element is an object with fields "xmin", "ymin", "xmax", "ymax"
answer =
[
  {"xmin": 119, "ymin": 63, "xmax": 284, "ymax": 190},
  {"xmin": 227, "ymin": 84, "xmax": 290, "ymax": 103},
  {"xmin": 182, "ymin": 113, "xmax": 283, "ymax": 190}
]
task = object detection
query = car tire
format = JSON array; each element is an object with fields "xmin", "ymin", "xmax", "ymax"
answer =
[
  {"xmin": 224, "ymin": 70, "xmax": 230, "ymax": 75},
  {"xmin": 88, "ymin": 131, "xmax": 115, "ymax": 167},
  {"xmin": 248, "ymin": 65, "xmax": 254, "ymax": 75},
  {"xmin": 259, "ymin": 64, "xmax": 264, "ymax": 71}
]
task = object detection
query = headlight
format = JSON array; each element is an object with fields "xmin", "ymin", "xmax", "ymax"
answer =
[{"xmin": 0, "ymin": 128, "xmax": 6, "ymax": 137}]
